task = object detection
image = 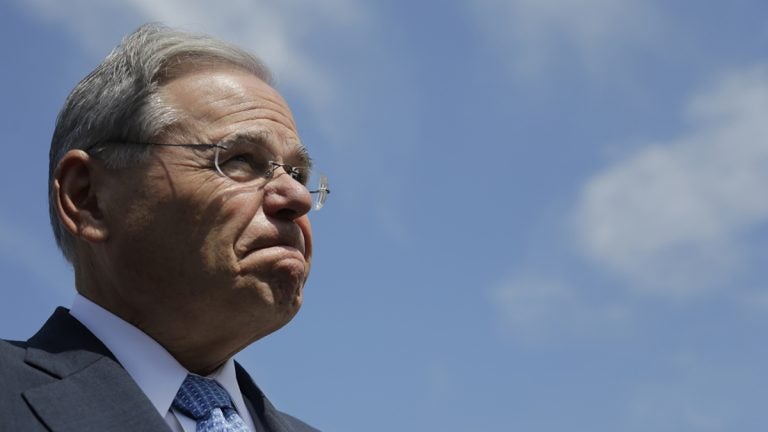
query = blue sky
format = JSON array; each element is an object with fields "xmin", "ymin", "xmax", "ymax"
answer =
[{"xmin": 1, "ymin": 1, "xmax": 767, "ymax": 430}]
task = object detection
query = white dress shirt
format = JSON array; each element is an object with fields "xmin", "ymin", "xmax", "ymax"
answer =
[{"xmin": 70, "ymin": 294, "xmax": 258, "ymax": 432}]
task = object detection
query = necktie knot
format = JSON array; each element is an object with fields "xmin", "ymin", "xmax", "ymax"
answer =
[{"xmin": 173, "ymin": 374, "xmax": 236, "ymax": 420}]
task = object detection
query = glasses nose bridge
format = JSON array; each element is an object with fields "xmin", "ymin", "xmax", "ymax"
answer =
[
  {"xmin": 267, "ymin": 161, "xmax": 300, "ymax": 183},
  {"xmin": 267, "ymin": 161, "xmax": 288, "ymax": 177}
]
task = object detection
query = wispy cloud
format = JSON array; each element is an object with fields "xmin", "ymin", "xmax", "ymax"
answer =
[
  {"xmin": 624, "ymin": 381, "xmax": 730, "ymax": 430},
  {"xmin": 575, "ymin": 64, "xmax": 768, "ymax": 296},
  {"xmin": 620, "ymin": 351, "xmax": 754, "ymax": 431},
  {"xmin": 17, "ymin": 0, "xmax": 366, "ymax": 127},
  {"xmin": 467, "ymin": 0, "xmax": 663, "ymax": 76},
  {"xmin": 495, "ymin": 65, "xmax": 768, "ymax": 337},
  {"xmin": 494, "ymin": 276, "xmax": 631, "ymax": 339}
]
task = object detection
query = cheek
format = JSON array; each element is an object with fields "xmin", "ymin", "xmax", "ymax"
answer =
[{"xmin": 198, "ymin": 189, "xmax": 263, "ymax": 265}]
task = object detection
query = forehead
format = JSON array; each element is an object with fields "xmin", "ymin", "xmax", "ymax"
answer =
[{"xmin": 159, "ymin": 67, "xmax": 303, "ymax": 151}]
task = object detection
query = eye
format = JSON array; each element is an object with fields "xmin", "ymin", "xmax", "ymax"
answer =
[
  {"xmin": 226, "ymin": 153, "xmax": 262, "ymax": 168},
  {"xmin": 229, "ymin": 153, "xmax": 253, "ymax": 164},
  {"xmin": 218, "ymin": 152, "xmax": 272, "ymax": 182}
]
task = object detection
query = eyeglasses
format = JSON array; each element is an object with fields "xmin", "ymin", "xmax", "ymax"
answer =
[{"xmin": 88, "ymin": 140, "xmax": 330, "ymax": 211}]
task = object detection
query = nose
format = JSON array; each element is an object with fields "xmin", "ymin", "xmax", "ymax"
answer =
[{"xmin": 262, "ymin": 167, "xmax": 313, "ymax": 219}]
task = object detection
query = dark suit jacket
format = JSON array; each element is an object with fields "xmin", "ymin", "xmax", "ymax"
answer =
[{"xmin": 0, "ymin": 308, "xmax": 320, "ymax": 432}]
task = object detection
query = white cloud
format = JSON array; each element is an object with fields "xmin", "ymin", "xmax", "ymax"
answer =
[
  {"xmin": 576, "ymin": 64, "xmax": 768, "ymax": 295},
  {"xmin": 468, "ymin": 0, "xmax": 662, "ymax": 75}
]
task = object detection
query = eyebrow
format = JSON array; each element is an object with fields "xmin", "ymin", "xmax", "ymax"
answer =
[{"xmin": 218, "ymin": 131, "xmax": 313, "ymax": 169}]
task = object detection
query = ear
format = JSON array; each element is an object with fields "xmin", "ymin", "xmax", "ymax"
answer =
[{"xmin": 53, "ymin": 150, "xmax": 109, "ymax": 243}]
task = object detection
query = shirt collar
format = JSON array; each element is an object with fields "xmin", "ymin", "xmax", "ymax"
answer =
[{"xmin": 69, "ymin": 294, "xmax": 249, "ymax": 419}]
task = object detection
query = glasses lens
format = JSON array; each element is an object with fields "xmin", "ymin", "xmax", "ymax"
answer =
[
  {"xmin": 309, "ymin": 172, "xmax": 330, "ymax": 211},
  {"xmin": 213, "ymin": 141, "xmax": 273, "ymax": 182},
  {"xmin": 214, "ymin": 143, "xmax": 329, "ymax": 211}
]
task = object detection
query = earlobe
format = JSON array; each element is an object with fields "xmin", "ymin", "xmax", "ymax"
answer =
[{"xmin": 54, "ymin": 150, "xmax": 109, "ymax": 243}]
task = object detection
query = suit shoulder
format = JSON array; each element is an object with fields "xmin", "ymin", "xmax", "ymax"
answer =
[
  {"xmin": 0, "ymin": 338, "xmax": 27, "ymax": 367},
  {"xmin": 0, "ymin": 338, "xmax": 53, "ymax": 390},
  {"xmin": 0, "ymin": 339, "xmax": 77, "ymax": 431}
]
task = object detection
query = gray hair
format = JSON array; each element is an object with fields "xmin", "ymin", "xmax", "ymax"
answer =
[{"xmin": 49, "ymin": 23, "xmax": 273, "ymax": 263}]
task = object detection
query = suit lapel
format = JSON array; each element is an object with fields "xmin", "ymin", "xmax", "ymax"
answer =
[
  {"xmin": 22, "ymin": 308, "xmax": 169, "ymax": 432},
  {"xmin": 23, "ymin": 356, "xmax": 169, "ymax": 432},
  {"xmin": 236, "ymin": 362, "xmax": 295, "ymax": 432}
]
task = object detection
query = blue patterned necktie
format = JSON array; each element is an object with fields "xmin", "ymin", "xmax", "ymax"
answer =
[{"xmin": 173, "ymin": 374, "xmax": 251, "ymax": 432}]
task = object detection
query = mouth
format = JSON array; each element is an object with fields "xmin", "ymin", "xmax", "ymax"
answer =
[
  {"xmin": 244, "ymin": 244, "xmax": 304, "ymax": 258},
  {"xmin": 236, "ymin": 221, "xmax": 311, "ymax": 266},
  {"xmin": 239, "ymin": 235, "xmax": 306, "ymax": 261},
  {"xmin": 237, "ymin": 244, "xmax": 308, "ymax": 281}
]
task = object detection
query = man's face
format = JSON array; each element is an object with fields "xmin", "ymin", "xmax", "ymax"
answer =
[{"xmin": 97, "ymin": 67, "xmax": 313, "ymax": 358}]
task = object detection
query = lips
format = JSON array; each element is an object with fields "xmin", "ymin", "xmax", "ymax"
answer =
[{"xmin": 237, "ymin": 226, "xmax": 305, "ymax": 259}]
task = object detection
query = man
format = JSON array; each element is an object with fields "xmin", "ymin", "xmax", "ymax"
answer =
[{"xmin": 0, "ymin": 23, "xmax": 328, "ymax": 432}]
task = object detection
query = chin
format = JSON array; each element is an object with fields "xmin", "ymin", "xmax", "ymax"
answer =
[
  {"xmin": 259, "ymin": 299, "xmax": 302, "ymax": 338},
  {"xmin": 273, "ymin": 278, "xmax": 304, "ymax": 312}
]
